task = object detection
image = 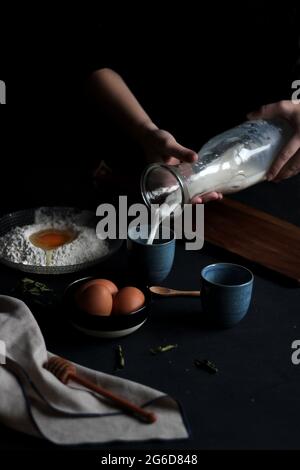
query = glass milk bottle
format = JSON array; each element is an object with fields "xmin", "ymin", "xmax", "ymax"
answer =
[{"xmin": 140, "ymin": 119, "xmax": 293, "ymax": 210}]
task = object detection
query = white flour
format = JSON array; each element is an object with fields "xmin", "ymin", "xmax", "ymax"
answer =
[{"xmin": 0, "ymin": 208, "xmax": 108, "ymax": 266}]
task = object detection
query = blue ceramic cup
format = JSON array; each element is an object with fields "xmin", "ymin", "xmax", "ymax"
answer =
[
  {"xmin": 127, "ymin": 224, "xmax": 175, "ymax": 285},
  {"xmin": 200, "ymin": 263, "xmax": 254, "ymax": 328}
]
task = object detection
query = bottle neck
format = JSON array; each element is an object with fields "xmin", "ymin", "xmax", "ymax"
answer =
[{"xmin": 141, "ymin": 163, "xmax": 189, "ymax": 209}]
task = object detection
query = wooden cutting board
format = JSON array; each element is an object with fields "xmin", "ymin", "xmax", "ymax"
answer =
[{"xmin": 204, "ymin": 197, "xmax": 300, "ymax": 284}]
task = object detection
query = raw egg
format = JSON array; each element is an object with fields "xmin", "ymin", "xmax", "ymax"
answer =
[
  {"xmin": 30, "ymin": 228, "xmax": 77, "ymax": 266},
  {"xmin": 76, "ymin": 284, "xmax": 113, "ymax": 316},
  {"xmin": 77, "ymin": 278, "xmax": 118, "ymax": 297},
  {"xmin": 112, "ymin": 287, "xmax": 145, "ymax": 315},
  {"xmin": 30, "ymin": 228, "xmax": 77, "ymax": 250}
]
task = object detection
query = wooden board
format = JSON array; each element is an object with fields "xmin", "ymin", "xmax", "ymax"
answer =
[{"xmin": 204, "ymin": 198, "xmax": 300, "ymax": 284}]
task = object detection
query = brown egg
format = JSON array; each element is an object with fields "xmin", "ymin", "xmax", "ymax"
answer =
[
  {"xmin": 76, "ymin": 284, "xmax": 113, "ymax": 316},
  {"xmin": 77, "ymin": 278, "xmax": 118, "ymax": 297},
  {"xmin": 112, "ymin": 287, "xmax": 145, "ymax": 315}
]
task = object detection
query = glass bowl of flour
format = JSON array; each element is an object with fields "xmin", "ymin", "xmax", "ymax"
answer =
[{"xmin": 0, "ymin": 207, "xmax": 122, "ymax": 274}]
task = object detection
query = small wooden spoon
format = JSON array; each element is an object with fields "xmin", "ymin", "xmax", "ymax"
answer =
[{"xmin": 149, "ymin": 286, "xmax": 201, "ymax": 297}]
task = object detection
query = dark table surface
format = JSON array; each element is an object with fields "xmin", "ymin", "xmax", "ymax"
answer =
[{"xmin": 0, "ymin": 176, "xmax": 300, "ymax": 451}]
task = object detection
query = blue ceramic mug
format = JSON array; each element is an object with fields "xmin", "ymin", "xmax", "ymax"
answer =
[
  {"xmin": 127, "ymin": 224, "xmax": 175, "ymax": 284},
  {"xmin": 200, "ymin": 263, "xmax": 254, "ymax": 328}
]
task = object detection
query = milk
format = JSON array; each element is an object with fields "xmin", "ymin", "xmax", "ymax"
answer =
[{"xmin": 147, "ymin": 193, "xmax": 180, "ymax": 245}]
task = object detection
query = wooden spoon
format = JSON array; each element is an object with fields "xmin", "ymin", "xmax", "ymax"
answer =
[{"xmin": 149, "ymin": 286, "xmax": 200, "ymax": 297}]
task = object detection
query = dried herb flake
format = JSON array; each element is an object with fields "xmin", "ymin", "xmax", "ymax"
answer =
[
  {"xmin": 12, "ymin": 277, "xmax": 56, "ymax": 307},
  {"xmin": 194, "ymin": 359, "xmax": 218, "ymax": 374},
  {"xmin": 115, "ymin": 345, "xmax": 125, "ymax": 369},
  {"xmin": 150, "ymin": 344, "xmax": 178, "ymax": 355}
]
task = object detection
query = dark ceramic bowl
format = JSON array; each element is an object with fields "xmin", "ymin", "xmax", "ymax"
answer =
[{"xmin": 63, "ymin": 277, "xmax": 151, "ymax": 338}]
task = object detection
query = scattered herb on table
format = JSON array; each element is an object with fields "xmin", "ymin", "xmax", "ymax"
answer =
[
  {"xmin": 20, "ymin": 278, "xmax": 53, "ymax": 295},
  {"xmin": 12, "ymin": 277, "xmax": 57, "ymax": 306},
  {"xmin": 150, "ymin": 344, "xmax": 178, "ymax": 355},
  {"xmin": 115, "ymin": 345, "xmax": 125, "ymax": 369},
  {"xmin": 194, "ymin": 359, "xmax": 218, "ymax": 374}
]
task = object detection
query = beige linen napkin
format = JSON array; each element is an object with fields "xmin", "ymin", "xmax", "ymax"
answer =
[{"xmin": 0, "ymin": 295, "xmax": 189, "ymax": 445}]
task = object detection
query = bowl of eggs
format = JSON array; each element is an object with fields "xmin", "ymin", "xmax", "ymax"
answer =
[{"xmin": 64, "ymin": 277, "xmax": 150, "ymax": 338}]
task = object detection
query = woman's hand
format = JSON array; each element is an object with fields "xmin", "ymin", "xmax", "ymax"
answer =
[
  {"xmin": 247, "ymin": 100, "xmax": 300, "ymax": 181},
  {"xmin": 140, "ymin": 127, "xmax": 197, "ymax": 165},
  {"xmin": 139, "ymin": 126, "xmax": 223, "ymax": 203}
]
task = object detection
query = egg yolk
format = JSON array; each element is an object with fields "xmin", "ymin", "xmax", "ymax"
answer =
[{"xmin": 30, "ymin": 229, "xmax": 77, "ymax": 250}]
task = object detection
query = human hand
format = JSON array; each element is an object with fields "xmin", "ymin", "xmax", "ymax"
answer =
[
  {"xmin": 140, "ymin": 127, "xmax": 222, "ymax": 203},
  {"xmin": 247, "ymin": 100, "xmax": 300, "ymax": 181}
]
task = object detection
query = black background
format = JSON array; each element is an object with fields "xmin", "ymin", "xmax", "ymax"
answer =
[
  {"xmin": 0, "ymin": 1, "xmax": 300, "ymax": 456},
  {"xmin": 0, "ymin": 2, "xmax": 299, "ymax": 210}
]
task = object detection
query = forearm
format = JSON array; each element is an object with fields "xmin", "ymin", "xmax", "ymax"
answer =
[
  {"xmin": 88, "ymin": 68, "xmax": 157, "ymax": 142},
  {"xmin": 88, "ymin": 68, "xmax": 199, "ymax": 172}
]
